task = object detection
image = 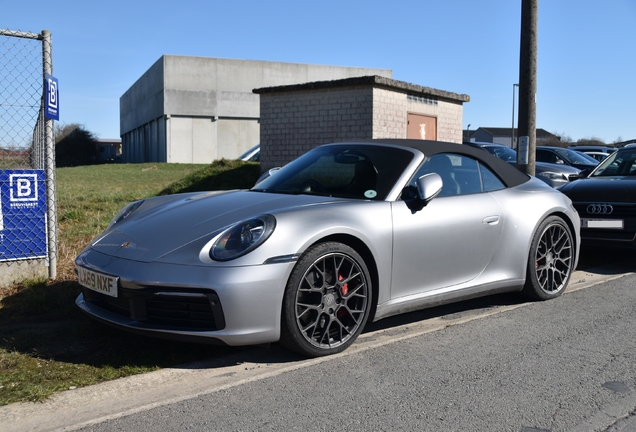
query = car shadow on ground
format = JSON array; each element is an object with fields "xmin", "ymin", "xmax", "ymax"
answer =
[
  {"xmin": 363, "ymin": 291, "xmax": 527, "ymax": 334},
  {"xmin": 576, "ymin": 245, "xmax": 636, "ymax": 274}
]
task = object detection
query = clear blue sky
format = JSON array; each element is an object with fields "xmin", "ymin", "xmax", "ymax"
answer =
[{"xmin": 4, "ymin": 0, "xmax": 635, "ymax": 143}]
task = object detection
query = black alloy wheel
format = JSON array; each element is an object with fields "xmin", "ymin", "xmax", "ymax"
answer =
[
  {"xmin": 523, "ymin": 215, "xmax": 574, "ymax": 300},
  {"xmin": 280, "ymin": 242, "xmax": 372, "ymax": 357}
]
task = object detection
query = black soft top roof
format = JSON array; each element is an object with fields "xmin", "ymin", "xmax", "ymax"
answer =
[{"xmin": 348, "ymin": 139, "xmax": 530, "ymax": 188}]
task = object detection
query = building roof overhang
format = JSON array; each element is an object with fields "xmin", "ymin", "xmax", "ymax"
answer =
[{"xmin": 254, "ymin": 75, "xmax": 470, "ymax": 104}]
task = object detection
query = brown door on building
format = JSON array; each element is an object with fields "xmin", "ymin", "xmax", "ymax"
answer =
[{"xmin": 407, "ymin": 113, "xmax": 437, "ymax": 140}]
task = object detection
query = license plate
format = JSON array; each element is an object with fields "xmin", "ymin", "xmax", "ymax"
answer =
[
  {"xmin": 581, "ymin": 218, "xmax": 624, "ymax": 229},
  {"xmin": 76, "ymin": 266, "xmax": 119, "ymax": 297}
]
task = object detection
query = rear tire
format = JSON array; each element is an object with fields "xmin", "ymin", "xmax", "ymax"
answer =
[
  {"xmin": 522, "ymin": 216, "xmax": 574, "ymax": 300},
  {"xmin": 280, "ymin": 242, "xmax": 372, "ymax": 357}
]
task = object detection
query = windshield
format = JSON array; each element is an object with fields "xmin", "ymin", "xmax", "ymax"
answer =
[
  {"xmin": 554, "ymin": 148, "xmax": 599, "ymax": 166},
  {"xmin": 590, "ymin": 148, "xmax": 636, "ymax": 178},
  {"xmin": 252, "ymin": 144, "xmax": 415, "ymax": 200},
  {"xmin": 482, "ymin": 146, "xmax": 517, "ymax": 162}
]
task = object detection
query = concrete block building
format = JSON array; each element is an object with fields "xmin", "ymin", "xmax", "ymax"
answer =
[
  {"xmin": 254, "ymin": 75, "xmax": 470, "ymax": 171},
  {"xmin": 120, "ymin": 56, "xmax": 392, "ymax": 163},
  {"xmin": 468, "ymin": 127, "xmax": 559, "ymax": 148}
]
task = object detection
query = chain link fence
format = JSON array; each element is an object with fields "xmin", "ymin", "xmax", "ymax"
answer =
[{"xmin": 0, "ymin": 29, "xmax": 57, "ymax": 285}]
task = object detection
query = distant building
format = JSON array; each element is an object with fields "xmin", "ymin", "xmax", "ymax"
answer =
[
  {"xmin": 255, "ymin": 75, "xmax": 470, "ymax": 171},
  {"xmin": 120, "ymin": 56, "xmax": 392, "ymax": 164},
  {"xmin": 95, "ymin": 139, "xmax": 121, "ymax": 161},
  {"xmin": 466, "ymin": 127, "xmax": 558, "ymax": 148}
]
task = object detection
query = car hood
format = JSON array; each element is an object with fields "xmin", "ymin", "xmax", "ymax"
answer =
[
  {"xmin": 508, "ymin": 161, "xmax": 581, "ymax": 174},
  {"xmin": 89, "ymin": 190, "xmax": 342, "ymax": 263},
  {"xmin": 559, "ymin": 177, "xmax": 636, "ymax": 202},
  {"xmin": 535, "ymin": 161, "xmax": 581, "ymax": 174}
]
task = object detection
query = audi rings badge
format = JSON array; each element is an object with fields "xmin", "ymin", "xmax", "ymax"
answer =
[{"xmin": 587, "ymin": 204, "xmax": 614, "ymax": 215}]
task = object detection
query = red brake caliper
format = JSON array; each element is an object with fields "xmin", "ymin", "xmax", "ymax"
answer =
[
  {"xmin": 339, "ymin": 274, "xmax": 349, "ymax": 296},
  {"xmin": 337, "ymin": 274, "xmax": 348, "ymax": 319}
]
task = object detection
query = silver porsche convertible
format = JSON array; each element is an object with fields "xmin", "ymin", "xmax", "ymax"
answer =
[{"xmin": 75, "ymin": 139, "xmax": 580, "ymax": 357}]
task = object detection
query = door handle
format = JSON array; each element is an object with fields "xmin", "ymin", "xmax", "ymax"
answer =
[{"xmin": 482, "ymin": 216, "xmax": 500, "ymax": 225}]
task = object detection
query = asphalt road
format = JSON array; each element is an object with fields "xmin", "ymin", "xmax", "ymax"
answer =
[{"xmin": 2, "ymin": 247, "xmax": 636, "ymax": 432}]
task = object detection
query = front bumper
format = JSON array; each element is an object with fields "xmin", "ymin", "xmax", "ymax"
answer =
[
  {"xmin": 573, "ymin": 203, "xmax": 636, "ymax": 248},
  {"xmin": 579, "ymin": 228, "xmax": 636, "ymax": 248},
  {"xmin": 75, "ymin": 249, "xmax": 295, "ymax": 346}
]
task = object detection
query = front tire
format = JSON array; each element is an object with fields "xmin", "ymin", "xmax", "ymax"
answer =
[
  {"xmin": 280, "ymin": 242, "xmax": 372, "ymax": 357},
  {"xmin": 522, "ymin": 216, "xmax": 574, "ymax": 300}
]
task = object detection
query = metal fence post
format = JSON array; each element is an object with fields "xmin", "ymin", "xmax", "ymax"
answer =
[{"xmin": 42, "ymin": 29, "xmax": 57, "ymax": 279}]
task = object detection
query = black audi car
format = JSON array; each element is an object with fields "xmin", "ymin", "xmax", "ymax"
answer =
[{"xmin": 559, "ymin": 146, "xmax": 636, "ymax": 248}]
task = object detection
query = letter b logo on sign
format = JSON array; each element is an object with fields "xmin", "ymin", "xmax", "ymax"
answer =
[
  {"xmin": 10, "ymin": 174, "xmax": 38, "ymax": 202},
  {"xmin": 17, "ymin": 179, "xmax": 31, "ymax": 197}
]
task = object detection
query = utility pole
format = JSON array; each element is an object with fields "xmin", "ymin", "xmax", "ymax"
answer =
[{"xmin": 516, "ymin": 0, "xmax": 538, "ymax": 175}]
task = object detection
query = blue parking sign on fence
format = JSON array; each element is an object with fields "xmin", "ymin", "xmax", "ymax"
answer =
[{"xmin": 0, "ymin": 170, "xmax": 48, "ymax": 261}]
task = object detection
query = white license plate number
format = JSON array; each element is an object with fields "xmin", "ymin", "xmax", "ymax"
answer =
[
  {"xmin": 77, "ymin": 267, "xmax": 119, "ymax": 297},
  {"xmin": 581, "ymin": 218, "xmax": 624, "ymax": 229}
]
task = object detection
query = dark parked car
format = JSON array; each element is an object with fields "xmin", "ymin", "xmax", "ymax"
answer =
[
  {"xmin": 568, "ymin": 145, "xmax": 616, "ymax": 162},
  {"xmin": 568, "ymin": 145, "xmax": 616, "ymax": 154},
  {"xmin": 239, "ymin": 144, "xmax": 260, "ymax": 162},
  {"xmin": 559, "ymin": 146, "xmax": 636, "ymax": 248},
  {"xmin": 578, "ymin": 152, "xmax": 611, "ymax": 162},
  {"xmin": 536, "ymin": 146, "xmax": 599, "ymax": 175},
  {"xmin": 465, "ymin": 142, "xmax": 581, "ymax": 188}
]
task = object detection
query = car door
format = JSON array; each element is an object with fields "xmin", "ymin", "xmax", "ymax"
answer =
[{"xmin": 390, "ymin": 153, "xmax": 505, "ymax": 299}]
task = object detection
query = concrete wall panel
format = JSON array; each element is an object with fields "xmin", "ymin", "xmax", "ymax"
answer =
[
  {"xmin": 157, "ymin": 118, "xmax": 167, "ymax": 162},
  {"xmin": 218, "ymin": 119, "xmax": 260, "ymax": 159},
  {"xmin": 216, "ymin": 91, "xmax": 259, "ymax": 118},
  {"xmin": 0, "ymin": 260, "xmax": 47, "ymax": 287},
  {"xmin": 192, "ymin": 118, "xmax": 216, "ymax": 163},
  {"xmin": 164, "ymin": 56, "xmax": 218, "ymax": 91},
  {"xmin": 216, "ymin": 60, "xmax": 266, "ymax": 93},
  {"xmin": 169, "ymin": 117, "xmax": 194, "ymax": 163},
  {"xmin": 120, "ymin": 57, "xmax": 165, "ymax": 134},
  {"xmin": 165, "ymin": 89, "xmax": 218, "ymax": 117},
  {"xmin": 306, "ymin": 65, "xmax": 391, "ymax": 82},
  {"xmin": 262, "ymin": 63, "xmax": 310, "ymax": 87}
]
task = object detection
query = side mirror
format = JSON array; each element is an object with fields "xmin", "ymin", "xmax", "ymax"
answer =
[
  {"xmin": 404, "ymin": 173, "xmax": 442, "ymax": 212},
  {"xmin": 416, "ymin": 172, "xmax": 443, "ymax": 203}
]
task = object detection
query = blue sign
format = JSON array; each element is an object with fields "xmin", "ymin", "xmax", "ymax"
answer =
[
  {"xmin": 45, "ymin": 74, "xmax": 59, "ymax": 120},
  {"xmin": 0, "ymin": 170, "xmax": 48, "ymax": 261}
]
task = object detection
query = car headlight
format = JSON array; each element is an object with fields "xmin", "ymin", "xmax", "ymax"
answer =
[
  {"xmin": 107, "ymin": 200, "xmax": 144, "ymax": 229},
  {"xmin": 210, "ymin": 215, "xmax": 276, "ymax": 261}
]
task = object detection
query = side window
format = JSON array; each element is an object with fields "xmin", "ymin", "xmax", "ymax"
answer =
[
  {"xmin": 479, "ymin": 163, "xmax": 505, "ymax": 192},
  {"xmin": 537, "ymin": 150, "xmax": 557, "ymax": 164},
  {"xmin": 410, "ymin": 153, "xmax": 488, "ymax": 197},
  {"xmin": 594, "ymin": 157, "xmax": 622, "ymax": 176}
]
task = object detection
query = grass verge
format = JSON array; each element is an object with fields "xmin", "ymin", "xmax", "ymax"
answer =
[{"xmin": 0, "ymin": 160, "xmax": 261, "ymax": 406}]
